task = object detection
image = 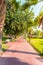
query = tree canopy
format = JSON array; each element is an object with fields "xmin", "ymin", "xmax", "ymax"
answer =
[{"xmin": 4, "ymin": 0, "xmax": 43, "ymax": 38}]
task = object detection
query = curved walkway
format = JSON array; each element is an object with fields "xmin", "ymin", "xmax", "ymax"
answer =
[{"xmin": 0, "ymin": 37, "xmax": 43, "ymax": 65}]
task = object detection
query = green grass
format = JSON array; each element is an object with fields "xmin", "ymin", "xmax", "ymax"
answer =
[
  {"xmin": 27, "ymin": 38, "xmax": 43, "ymax": 55},
  {"xmin": 2, "ymin": 36, "xmax": 9, "ymax": 51},
  {"xmin": 2, "ymin": 36, "xmax": 7, "ymax": 41},
  {"xmin": 2, "ymin": 44, "xmax": 9, "ymax": 51},
  {"xmin": 2, "ymin": 36, "xmax": 15, "ymax": 51}
]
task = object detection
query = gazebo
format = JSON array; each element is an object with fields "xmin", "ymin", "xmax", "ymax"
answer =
[{"xmin": 0, "ymin": 0, "xmax": 6, "ymax": 52}]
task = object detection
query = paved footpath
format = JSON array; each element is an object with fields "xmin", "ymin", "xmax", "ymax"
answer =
[{"xmin": 0, "ymin": 37, "xmax": 43, "ymax": 65}]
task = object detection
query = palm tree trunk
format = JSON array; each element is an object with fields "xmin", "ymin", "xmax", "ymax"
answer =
[
  {"xmin": 0, "ymin": 31, "xmax": 2, "ymax": 52},
  {"xmin": 42, "ymin": 20, "xmax": 43, "ymax": 38},
  {"xmin": 29, "ymin": 30, "xmax": 31, "ymax": 43},
  {"xmin": 0, "ymin": 0, "xmax": 6, "ymax": 52},
  {"xmin": 42, "ymin": 26, "xmax": 43, "ymax": 38}
]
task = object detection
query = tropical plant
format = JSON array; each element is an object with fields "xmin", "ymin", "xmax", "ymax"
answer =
[{"xmin": 34, "ymin": 11, "xmax": 43, "ymax": 38}]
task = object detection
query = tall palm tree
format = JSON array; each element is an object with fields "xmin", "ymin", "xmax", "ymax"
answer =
[
  {"xmin": 39, "ymin": 17, "xmax": 43, "ymax": 38},
  {"xmin": 0, "ymin": 0, "xmax": 6, "ymax": 52},
  {"xmin": 35, "ymin": 11, "xmax": 43, "ymax": 38}
]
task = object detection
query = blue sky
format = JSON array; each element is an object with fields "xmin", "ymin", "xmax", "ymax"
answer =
[
  {"xmin": 17, "ymin": 0, "xmax": 25, "ymax": 4},
  {"xmin": 33, "ymin": 1, "xmax": 43, "ymax": 18}
]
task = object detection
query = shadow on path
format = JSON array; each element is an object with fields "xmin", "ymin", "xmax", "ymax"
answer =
[
  {"xmin": 0, "ymin": 57, "xmax": 30, "ymax": 65},
  {"xmin": 6, "ymin": 49, "xmax": 39, "ymax": 55},
  {"xmin": 36, "ymin": 57, "xmax": 43, "ymax": 62}
]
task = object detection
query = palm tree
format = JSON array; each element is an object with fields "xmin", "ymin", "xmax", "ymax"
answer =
[
  {"xmin": 35, "ymin": 11, "xmax": 43, "ymax": 38},
  {"xmin": 40, "ymin": 17, "xmax": 43, "ymax": 38},
  {"xmin": 0, "ymin": 0, "xmax": 6, "ymax": 52}
]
